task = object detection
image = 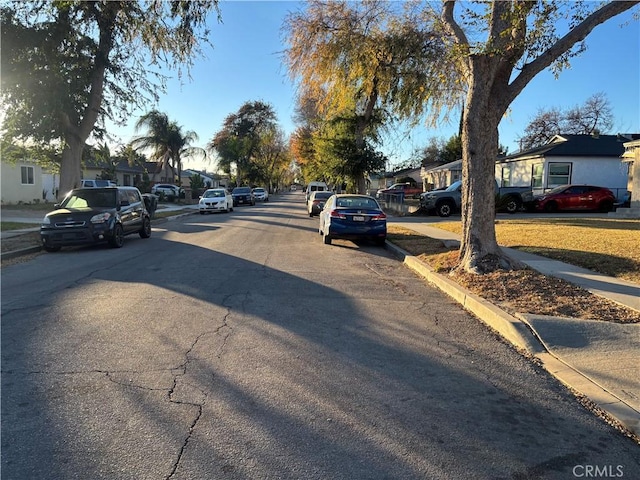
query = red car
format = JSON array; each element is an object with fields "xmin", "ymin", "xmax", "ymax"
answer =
[{"xmin": 534, "ymin": 185, "xmax": 616, "ymax": 213}]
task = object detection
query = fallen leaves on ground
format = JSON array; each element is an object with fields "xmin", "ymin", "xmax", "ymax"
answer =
[{"xmin": 389, "ymin": 230, "xmax": 640, "ymax": 324}]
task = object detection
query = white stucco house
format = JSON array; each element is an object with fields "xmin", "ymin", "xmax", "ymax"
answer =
[
  {"xmin": 181, "ymin": 169, "xmax": 222, "ymax": 188},
  {"xmin": 420, "ymin": 159, "xmax": 462, "ymax": 190},
  {"xmin": 621, "ymin": 139, "xmax": 639, "ymax": 206},
  {"xmin": 495, "ymin": 134, "xmax": 637, "ymax": 203},
  {"xmin": 1, "ymin": 160, "xmax": 59, "ymax": 204},
  {"xmin": 609, "ymin": 138, "xmax": 640, "ymax": 218}
]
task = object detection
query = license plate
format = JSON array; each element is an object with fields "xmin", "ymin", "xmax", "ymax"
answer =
[{"xmin": 352, "ymin": 215, "xmax": 365, "ymax": 221}]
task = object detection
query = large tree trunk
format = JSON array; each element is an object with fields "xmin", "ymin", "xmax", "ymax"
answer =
[
  {"xmin": 56, "ymin": 4, "xmax": 117, "ymax": 199},
  {"xmin": 441, "ymin": 0, "xmax": 638, "ymax": 275},
  {"xmin": 58, "ymin": 135, "xmax": 85, "ymax": 199},
  {"xmin": 458, "ymin": 57, "xmax": 523, "ymax": 274}
]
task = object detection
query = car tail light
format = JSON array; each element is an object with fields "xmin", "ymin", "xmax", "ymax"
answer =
[
  {"xmin": 330, "ymin": 210, "xmax": 346, "ymax": 219},
  {"xmin": 371, "ymin": 212, "xmax": 387, "ymax": 220}
]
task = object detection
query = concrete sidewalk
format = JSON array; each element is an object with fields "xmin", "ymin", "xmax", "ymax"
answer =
[{"xmin": 387, "ymin": 217, "xmax": 640, "ymax": 436}]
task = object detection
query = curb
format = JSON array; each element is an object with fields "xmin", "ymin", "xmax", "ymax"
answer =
[
  {"xmin": 384, "ymin": 240, "xmax": 640, "ymax": 436},
  {"xmin": 1, "ymin": 245, "xmax": 43, "ymax": 260}
]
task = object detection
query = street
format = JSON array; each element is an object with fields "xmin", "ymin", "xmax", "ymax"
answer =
[{"xmin": 2, "ymin": 193, "xmax": 639, "ymax": 479}]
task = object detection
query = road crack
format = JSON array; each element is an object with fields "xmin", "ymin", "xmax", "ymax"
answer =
[{"xmin": 166, "ymin": 307, "xmax": 234, "ymax": 478}]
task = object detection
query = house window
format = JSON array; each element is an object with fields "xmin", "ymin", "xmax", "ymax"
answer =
[
  {"xmin": 21, "ymin": 166, "xmax": 35, "ymax": 185},
  {"xmin": 123, "ymin": 174, "xmax": 131, "ymax": 186},
  {"xmin": 501, "ymin": 166, "xmax": 511, "ymax": 187},
  {"xmin": 532, "ymin": 164, "xmax": 543, "ymax": 188},
  {"xmin": 547, "ymin": 162, "xmax": 572, "ymax": 186}
]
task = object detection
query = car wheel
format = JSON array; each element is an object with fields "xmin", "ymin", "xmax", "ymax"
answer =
[
  {"xmin": 109, "ymin": 224, "xmax": 124, "ymax": 248},
  {"xmin": 323, "ymin": 232, "xmax": 332, "ymax": 245},
  {"xmin": 43, "ymin": 244, "xmax": 61, "ymax": 252},
  {"xmin": 598, "ymin": 200, "xmax": 613, "ymax": 212},
  {"xmin": 139, "ymin": 217, "xmax": 151, "ymax": 238},
  {"xmin": 436, "ymin": 201, "xmax": 454, "ymax": 217},
  {"xmin": 309, "ymin": 211, "xmax": 314, "ymax": 217},
  {"xmin": 544, "ymin": 201, "xmax": 558, "ymax": 213},
  {"xmin": 504, "ymin": 197, "xmax": 521, "ymax": 214}
]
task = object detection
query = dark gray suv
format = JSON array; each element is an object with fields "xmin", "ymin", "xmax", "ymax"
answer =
[{"xmin": 40, "ymin": 187, "xmax": 151, "ymax": 252}]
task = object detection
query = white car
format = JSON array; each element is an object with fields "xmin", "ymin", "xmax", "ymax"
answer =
[
  {"xmin": 305, "ymin": 181, "xmax": 329, "ymax": 201},
  {"xmin": 252, "ymin": 187, "xmax": 269, "ymax": 201},
  {"xmin": 307, "ymin": 191, "xmax": 333, "ymax": 217},
  {"xmin": 199, "ymin": 188, "xmax": 233, "ymax": 214}
]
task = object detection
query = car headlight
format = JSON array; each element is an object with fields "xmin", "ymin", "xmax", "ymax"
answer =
[
  {"xmin": 41, "ymin": 216, "xmax": 51, "ymax": 225},
  {"xmin": 90, "ymin": 212, "xmax": 112, "ymax": 224}
]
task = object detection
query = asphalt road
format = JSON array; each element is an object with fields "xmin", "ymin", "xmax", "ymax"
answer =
[{"xmin": 2, "ymin": 193, "xmax": 639, "ymax": 479}]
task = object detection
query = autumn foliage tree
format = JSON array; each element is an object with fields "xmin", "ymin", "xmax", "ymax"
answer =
[
  {"xmin": 283, "ymin": 0, "xmax": 449, "ymax": 193},
  {"xmin": 285, "ymin": 0, "xmax": 638, "ymax": 274}
]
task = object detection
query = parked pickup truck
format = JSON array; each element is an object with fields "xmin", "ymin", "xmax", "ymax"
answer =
[
  {"xmin": 419, "ymin": 180, "xmax": 534, "ymax": 217},
  {"xmin": 376, "ymin": 182, "xmax": 423, "ymax": 199}
]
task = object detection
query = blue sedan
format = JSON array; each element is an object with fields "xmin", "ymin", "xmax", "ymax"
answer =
[{"xmin": 318, "ymin": 194, "xmax": 387, "ymax": 246}]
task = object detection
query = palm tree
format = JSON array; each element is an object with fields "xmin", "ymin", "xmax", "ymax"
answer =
[
  {"xmin": 130, "ymin": 110, "xmax": 205, "ymax": 186},
  {"xmin": 166, "ymin": 122, "xmax": 205, "ymax": 188}
]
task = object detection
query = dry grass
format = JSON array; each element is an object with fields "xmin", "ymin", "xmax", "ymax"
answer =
[
  {"xmin": 434, "ymin": 218, "xmax": 640, "ymax": 283},
  {"xmin": 387, "ymin": 224, "xmax": 640, "ymax": 324}
]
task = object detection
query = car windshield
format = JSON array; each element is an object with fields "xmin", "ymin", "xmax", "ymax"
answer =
[
  {"xmin": 203, "ymin": 190, "xmax": 225, "ymax": 198},
  {"xmin": 315, "ymin": 192, "xmax": 333, "ymax": 200},
  {"xmin": 62, "ymin": 190, "xmax": 117, "ymax": 209},
  {"xmin": 233, "ymin": 187, "xmax": 251, "ymax": 194},
  {"xmin": 445, "ymin": 181, "xmax": 462, "ymax": 192},
  {"xmin": 253, "ymin": 188, "xmax": 265, "ymax": 193},
  {"xmin": 335, "ymin": 196, "xmax": 380, "ymax": 209}
]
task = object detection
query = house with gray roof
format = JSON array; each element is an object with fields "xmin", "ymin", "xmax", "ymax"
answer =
[{"xmin": 495, "ymin": 134, "xmax": 638, "ymax": 203}]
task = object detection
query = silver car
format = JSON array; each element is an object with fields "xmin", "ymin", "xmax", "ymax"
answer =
[
  {"xmin": 151, "ymin": 184, "xmax": 183, "ymax": 198},
  {"xmin": 252, "ymin": 187, "xmax": 269, "ymax": 201}
]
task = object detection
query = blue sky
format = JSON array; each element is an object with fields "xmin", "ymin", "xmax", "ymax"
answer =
[{"xmin": 107, "ymin": 1, "xmax": 640, "ymax": 171}]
